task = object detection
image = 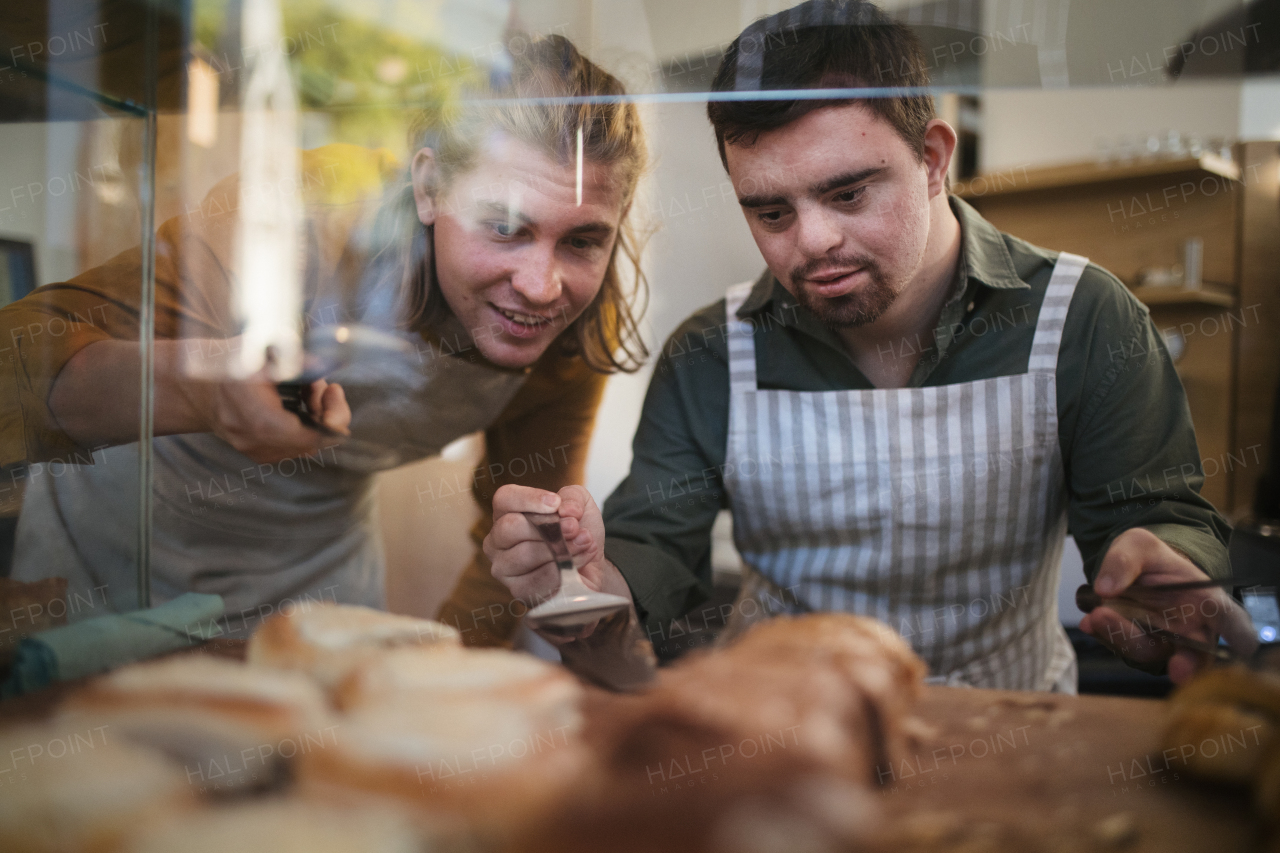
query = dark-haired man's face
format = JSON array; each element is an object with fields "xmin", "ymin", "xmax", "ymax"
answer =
[{"xmin": 726, "ymin": 103, "xmax": 937, "ymax": 329}]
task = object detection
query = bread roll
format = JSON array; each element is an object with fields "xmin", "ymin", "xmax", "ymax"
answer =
[
  {"xmin": 582, "ymin": 616, "xmax": 917, "ymax": 791},
  {"xmin": 0, "ymin": 722, "xmax": 193, "ymax": 853},
  {"xmin": 1162, "ymin": 662, "xmax": 1280, "ymax": 825},
  {"xmin": 65, "ymin": 654, "xmax": 330, "ymax": 733},
  {"xmin": 120, "ymin": 799, "xmax": 424, "ymax": 853},
  {"xmin": 336, "ymin": 646, "xmax": 582, "ymax": 733},
  {"xmin": 1162, "ymin": 702, "xmax": 1274, "ymax": 785},
  {"xmin": 248, "ymin": 603, "xmax": 460, "ymax": 690},
  {"xmin": 297, "ymin": 697, "xmax": 587, "ymax": 838},
  {"xmin": 58, "ymin": 655, "xmax": 333, "ymax": 796}
]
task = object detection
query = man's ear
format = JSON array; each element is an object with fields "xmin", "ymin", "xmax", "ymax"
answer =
[
  {"xmin": 411, "ymin": 147, "xmax": 439, "ymax": 226},
  {"xmin": 921, "ymin": 119, "xmax": 958, "ymax": 198}
]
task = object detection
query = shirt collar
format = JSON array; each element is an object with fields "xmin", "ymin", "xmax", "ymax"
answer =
[
  {"xmin": 734, "ymin": 193, "xmax": 1028, "ymax": 323},
  {"xmin": 949, "ymin": 194, "xmax": 1028, "ymax": 292}
]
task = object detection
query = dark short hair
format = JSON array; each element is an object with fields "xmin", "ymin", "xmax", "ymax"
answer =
[{"xmin": 707, "ymin": 0, "xmax": 936, "ymax": 169}]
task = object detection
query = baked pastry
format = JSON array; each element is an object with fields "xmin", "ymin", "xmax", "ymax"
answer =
[
  {"xmin": 0, "ymin": 721, "xmax": 194, "ymax": 853},
  {"xmin": 121, "ymin": 798, "xmax": 425, "ymax": 853},
  {"xmin": 63, "ymin": 654, "xmax": 331, "ymax": 734},
  {"xmin": 1162, "ymin": 700, "xmax": 1274, "ymax": 784},
  {"xmin": 514, "ymin": 614, "xmax": 917, "ymax": 853},
  {"xmin": 297, "ymin": 697, "xmax": 588, "ymax": 838},
  {"xmin": 597, "ymin": 656, "xmax": 882, "ymax": 790},
  {"xmin": 1162, "ymin": 663, "xmax": 1280, "ymax": 823},
  {"xmin": 721, "ymin": 612, "xmax": 926, "ymax": 715},
  {"xmin": 58, "ymin": 654, "xmax": 333, "ymax": 796},
  {"xmin": 613, "ymin": 613, "xmax": 927, "ymax": 784},
  {"xmin": 335, "ymin": 646, "xmax": 583, "ymax": 733},
  {"xmin": 248, "ymin": 603, "xmax": 460, "ymax": 690}
]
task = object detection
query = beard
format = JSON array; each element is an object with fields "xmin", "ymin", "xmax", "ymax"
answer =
[{"xmin": 789, "ymin": 254, "xmax": 898, "ymax": 329}]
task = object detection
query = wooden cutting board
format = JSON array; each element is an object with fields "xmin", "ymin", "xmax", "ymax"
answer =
[{"xmin": 874, "ymin": 685, "xmax": 1264, "ymax": 852}]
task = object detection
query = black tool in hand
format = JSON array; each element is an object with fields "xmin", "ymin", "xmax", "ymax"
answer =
[
  {"xmin": 276, "ymin": 382, "xmax": 340, "ymax": 436},
  {"xmin": 1076, "ymin": 580, "xmax": 1243, "ymax": 664}
]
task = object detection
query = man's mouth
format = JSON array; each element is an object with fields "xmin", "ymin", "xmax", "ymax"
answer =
[
  {"xmin": 802, "ymin": 268, "xmax": 865, "ymax": 298},
  {"xmin": 491, "ymin": 304, "xmax": 555, "ymax": 336}
]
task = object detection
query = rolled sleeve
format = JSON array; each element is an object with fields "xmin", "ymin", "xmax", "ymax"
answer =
[
  {"xmin": 0, "ymin": 146, "xmax": 390, "ymax": 469},
  {"xmin": 605, "ymin": 535, "xmax": 707, "ymax": 625},
  {"xmin": 0, "ymin": 192, "xmax": 235, "ymax": 467},
  {"xmin": 1143, "ymin": 522, "xmax": 1230, "ymax": 578},
  {"xmin": 2, "ymin": 288, "xmax": 117, "ymax": 464}
]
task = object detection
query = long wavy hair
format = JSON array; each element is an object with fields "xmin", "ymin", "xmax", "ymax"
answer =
[{"xmin": 359, "ymin": 35, "xmax": 649, "ymax": 374}]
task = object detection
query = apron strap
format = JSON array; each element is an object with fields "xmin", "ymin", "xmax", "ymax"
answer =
[
  {"xmin": 725, "ymin": 281, "xmax": 759, "ymax": 394},
  {"xmin": 1027, "ymin": 252, "xmax": 1088, "ymax": 373}
]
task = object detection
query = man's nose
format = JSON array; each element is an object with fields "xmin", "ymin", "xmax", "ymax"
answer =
[
  {"xmin": 794, "ymin": 208, "xmax": 843, "ymax": 258},
  {"xmin": 511, "ymin": 245, "xmax": 562, "ymax": 306}
]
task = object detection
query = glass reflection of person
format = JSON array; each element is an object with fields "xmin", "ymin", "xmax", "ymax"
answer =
[{"xmin": 0, "ymin": 36, "xmax": 648, "ymax": 638}]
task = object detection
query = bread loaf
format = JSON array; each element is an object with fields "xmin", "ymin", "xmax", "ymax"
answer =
[{"xmin": 512, "ymin": 614, "xmax": 922, "ymax": 853}]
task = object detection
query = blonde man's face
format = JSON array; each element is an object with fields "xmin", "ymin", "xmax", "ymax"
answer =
[{"xmin": 414, "ymin": 134, "xmax": 628, "ymax": 369}]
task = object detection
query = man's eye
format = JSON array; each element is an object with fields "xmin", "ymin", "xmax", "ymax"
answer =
[
  {"xmin": 835, "ymin": 187, "xmax": 865, "ymax": 204},
  {"xmin": 756, "ymin": 210, "xmax": 787, "ymax": 226},
  {"xmin": 489, "ymin": 221, "xmax": 518, "ymax": 238}
]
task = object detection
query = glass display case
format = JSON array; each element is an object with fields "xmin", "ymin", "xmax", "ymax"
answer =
[
  {"xmin": 0, "ymin": 0, "xmax": 1276, "ymax": 644},
  {"xmin": 4, "ymin": 1, "xmax": 1280, "ymax": 849}
]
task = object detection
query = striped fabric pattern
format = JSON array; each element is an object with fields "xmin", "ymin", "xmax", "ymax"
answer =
[{"xmin": 720, "ymin": 253, "xmax": 1088, "ymax": 691}]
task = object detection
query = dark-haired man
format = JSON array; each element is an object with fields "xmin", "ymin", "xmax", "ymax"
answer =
[{"xmin": 485, "ymin": 0, "xmax": 1254, "ymax": 690}]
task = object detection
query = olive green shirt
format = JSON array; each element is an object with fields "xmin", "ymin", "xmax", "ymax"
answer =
[{"xmin": 603, "ymin": 196, "xmax": 1230, "ymax": 627}]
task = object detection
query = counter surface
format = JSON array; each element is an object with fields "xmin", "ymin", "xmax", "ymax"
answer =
[
  {"xmin": 0, "ymin": 642, "xmax": 1262, "ymax": 850},
  {"xmin": 881, "ymin": 685, "xmax": 1259, "ymax": 851}
]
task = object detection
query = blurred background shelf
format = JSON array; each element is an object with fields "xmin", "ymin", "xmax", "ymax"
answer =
[
  {"xmin": 955, "ymin": 152, "xmax": 1241, "ymax": 198},
  {"xmin": 962, "ymin": 143, "xmax": 1280, "ymax": 519},
  {"xmin": 1132, "ymin": 286, "xmax": 1237, "ymax": 308}
]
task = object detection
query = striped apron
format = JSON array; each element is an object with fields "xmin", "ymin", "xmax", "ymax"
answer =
[{"xmin": 719, "ymin": 253, "xmax": 1088, "ymax": 692}]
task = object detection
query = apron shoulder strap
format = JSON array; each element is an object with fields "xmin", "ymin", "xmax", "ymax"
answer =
[
  {"xmin": 725, "ymin": 281, "xmax": 759, "ymax": 393},
  {"xmin": 1027, "ymin": 252, "xmax": 1088, "ymax": 373}
]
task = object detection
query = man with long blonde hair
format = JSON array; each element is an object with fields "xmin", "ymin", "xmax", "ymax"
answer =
[{"xmin": 2, "ymin": 35, "xmax": 648, "ymax": 637}]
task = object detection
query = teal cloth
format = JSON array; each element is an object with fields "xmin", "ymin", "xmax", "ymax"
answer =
[{"xmin": 1, "ymin": 592, "xmax": 225, "ymax": 698}]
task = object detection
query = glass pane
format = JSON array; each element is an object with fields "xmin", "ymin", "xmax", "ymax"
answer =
[
  {"xmin": 1, "ymin": 0, "xmax": 1275, "ymax": 659},
  {"xmin": 0, "ymin": 0, "xmax": 162, "ymax": 629},
  {"xmin": 1, "ymin": 4, "xmax": 1279, "ymax": 847}
]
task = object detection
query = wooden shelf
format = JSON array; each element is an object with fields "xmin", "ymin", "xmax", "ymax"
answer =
[
  {"xmin": 955, "ymin": 152, "xmax": 1241, "ymax": 199},
  {"xmin": 1130, "ymin": 286, "xmax": 1236, "ymax": 308},
  {"xmin": 957, "ymin": 142, "xmax": 1280, "ymax": 516}
]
